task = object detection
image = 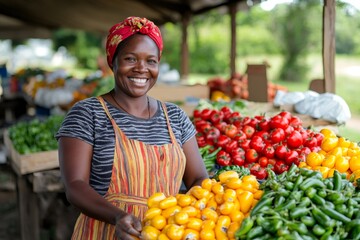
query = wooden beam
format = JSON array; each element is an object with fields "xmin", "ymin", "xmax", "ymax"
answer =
[
  {"xmin": 322, "ymin": 0, "xmax": 336, "ymax": 93},
  {"xmin": 229, "ymin": 2, "xmax": 237, "ymax": 77},
  {"xmin": 180, "ymin": 12, "xmax": 191, "ymax": 81}
]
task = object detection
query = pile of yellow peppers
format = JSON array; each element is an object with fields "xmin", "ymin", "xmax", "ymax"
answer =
[
  {"xmin": 141, "ymin": 171, "xmax": 262, "ymax": 240},
  {"xmin": 299, "ymin": 128, "xmax": 360, "ymax": 180}
]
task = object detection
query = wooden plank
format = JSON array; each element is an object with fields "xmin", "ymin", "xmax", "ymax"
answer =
[
  {"xmin": 4, "ymin": 130, "xmax": 59, "ymax": 175},
  {"xmin": 322, "ymin": 0, "xmax": 336, "ymax": 93},
  {"xmin": 31, "ymin": 170, "xmax": 64, "ymax": 193},
  {"xmin": 246, "ymin": 64, "xmax": 268, "ymax": 102}
]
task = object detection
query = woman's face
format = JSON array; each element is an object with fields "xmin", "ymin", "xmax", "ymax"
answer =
[{"xmin": 113, "ymin": 34, "xmax": 160, "ymax": 98}]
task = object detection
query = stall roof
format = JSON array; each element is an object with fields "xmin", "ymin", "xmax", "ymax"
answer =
[{"xmin": 0, "ymin": 0, "xmax": 254, "ymax": 39}]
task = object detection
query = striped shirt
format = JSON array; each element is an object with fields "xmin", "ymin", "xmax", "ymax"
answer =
[{"xmin": 55, "ymin": 97, "xmax": 196, "ymax": 195}]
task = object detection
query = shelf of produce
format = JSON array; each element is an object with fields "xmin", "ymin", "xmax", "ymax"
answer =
[{"xmin": 3, "ymin": 130, "xmax": 59, "ymax": 175}]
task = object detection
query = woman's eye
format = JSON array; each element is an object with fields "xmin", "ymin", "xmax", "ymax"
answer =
[
  {"xmin": 148, "ymin": 59, "xmax": 158, "ymax": 65},
  {"xmin": 125, "ymin": 57, "xmax": 136, "ymax": 62}
]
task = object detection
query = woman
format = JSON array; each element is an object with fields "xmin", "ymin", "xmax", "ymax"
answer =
[{"xmin": 56, "ymin": 16, "xmax": 208, "ymax": 239}]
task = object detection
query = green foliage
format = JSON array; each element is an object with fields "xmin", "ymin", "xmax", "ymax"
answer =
[{"xmin": 52, "ymin": 29, "xmax": 102, "ymax": 70}]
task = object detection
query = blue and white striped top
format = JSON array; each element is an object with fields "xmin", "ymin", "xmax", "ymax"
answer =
[{"xmin": 55, "ymin": 97, "xmax": 196, "ymax": 195}]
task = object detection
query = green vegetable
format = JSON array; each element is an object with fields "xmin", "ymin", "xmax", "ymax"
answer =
[
  {"xmin": 300, "ymin": 178, "xmax": 325, "ymax": 191},
  {"xmin": 320, "ymin": 206, "xmax": 351, "ymax": 223},
  {"xmin": 235, "ymin": 217, "xmax": 254, "ymax": 237}
]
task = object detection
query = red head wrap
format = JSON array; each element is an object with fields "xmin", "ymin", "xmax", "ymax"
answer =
[{"xmin": 106, "ymin": 16, "xmax": 163, "ymax": 69}]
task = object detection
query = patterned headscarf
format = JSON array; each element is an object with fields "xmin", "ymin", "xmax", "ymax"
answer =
[{"xmin": 106, "ymin": 16, "xmax": 163, "ymax": 69}]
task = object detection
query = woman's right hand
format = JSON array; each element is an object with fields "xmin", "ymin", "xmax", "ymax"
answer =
[{"xmin": 115, "ymin": 212, "xmax": 142, "ymax": 240}]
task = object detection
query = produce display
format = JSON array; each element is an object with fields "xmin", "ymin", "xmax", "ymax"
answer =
[
  {"xmin": 8, "ymin": 115, "xmax": 64, "ymax": 154},
  {"xmin": 236, "ymin": 165, "xmax": 360, "ymax": 240},
  {"xmin": 193, "ymin": 105, "xmax": 324, "ymax": 180},
  {"xmin": 141, "ymin": 171, "xmax": 262, "ymax": 239},
  {"xmin": 299, "ymin": 128, "xmax": 360, "ymax": 180}
]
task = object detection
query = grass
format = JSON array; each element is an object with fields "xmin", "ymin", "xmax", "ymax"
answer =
[{"xmin": 187, "ymin": 54, "xmax": 360, "ymax": 142}]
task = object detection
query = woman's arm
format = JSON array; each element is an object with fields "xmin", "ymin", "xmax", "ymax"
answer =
[
  {"xmin": 181, "ymin": 136, "xmax": 209, "ymax": 189},
  {"xmin": 58, "ymin": 137, "xmax": 142, "ymax": 238}
]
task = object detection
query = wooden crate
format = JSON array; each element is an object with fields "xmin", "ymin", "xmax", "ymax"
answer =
[{"xmin": 3, "ymin": 130, "xmax": 59, "ymax": 175}]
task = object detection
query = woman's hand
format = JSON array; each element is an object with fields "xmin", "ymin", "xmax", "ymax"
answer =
[{"xmin": 115, "ymin": 213, "xmax": 142, "ymax": 239}]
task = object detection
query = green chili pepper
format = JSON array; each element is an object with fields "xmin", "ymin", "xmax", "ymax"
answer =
[
  {"xmin": 286, "ymin": 222, "xmax": 308, "ymax": 235},
  {"xmin": 274, "ymin": 196, "xmax": 286, "ymax": 208},
  {"xmin": 300, "ymin": 178, "xmax": 325, "ymax": 191},
  {"xmin": 246, "ymin": 226, "xmax": 264, "ymax": 239},
  {"xmin": 311, "ymin": 194, "xmax": 326, "ymax": 206},
  {"xmin": 299, "ymin": 167, "xmax": 313, "ymax": 177},
  {"xmin": 305, "ymin": 187, "xmax": 317, "ymax": 198},
  {"xmin": 312, "ymin": 207, "xmax": 332, "ymax": 227},
  {"xmin": 312, "ymin": 224, "xmax": 326, "ymax": 236},
  {"xmin": 250, "ymin": 197, "xmax": 274, "ymax": 217},
  {"xmin": 290, "ymin": 207, "xmax": 310, "ymax": 219},
  {"xmin": 333, "ymin": 170, "xmax": 343, "ymax": 191},
  {"xmin": 301, "ymin": 215, "xmax": 315, "ymax": 227},
  {"xmin": 290, "ymin": 190, "xmax": 303, "ymax": 202},
  {"xmin": 235, "ymin": 217, "xmax": 254, "ymax": 237},
  {"xmin": 320, "ymin": 206, "xmax": 351, "ymax": 223},
  {"xmin": 274, "ymin": 199, "xmax": 296, "ymax": 212},
  {"xmin": 278, "ymin": 188, "xmax": 290, "ymax": 197},
  {"xmin": 284, "ymin": 181, "xmax": 294, "ymax": 191},
  {"xmin": 298, "ymin": 196, "xmax": 311, "ymax": 208},
  {"xmin": 293, "ymin": 174, "xmax": 303, "ymax": 191},
  {"xmin": 335, "ymin": 204, "xmax": 348, "ymax": 215},
  {"xmin": 317, "ymin": 189, "xmax": 327, "ymax": 198}
]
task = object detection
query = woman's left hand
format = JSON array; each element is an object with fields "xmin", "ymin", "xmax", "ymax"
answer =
[{"xmin": 115, "ymin": 212, "xmax": 142, "ymax": 239}]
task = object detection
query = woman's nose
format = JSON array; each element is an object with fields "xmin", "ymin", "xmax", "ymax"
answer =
[{"xmin": 134, "ymin": 60, "xmax": 148, "ymax": 72}]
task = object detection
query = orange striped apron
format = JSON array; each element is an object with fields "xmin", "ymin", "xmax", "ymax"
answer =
[{"xmin": 71, "ymin": 97, "xmax": 186, "ymax": 240}]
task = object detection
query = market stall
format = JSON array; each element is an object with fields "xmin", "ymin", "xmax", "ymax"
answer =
[{"xmin": 3, "ymin": 69, "xmax": 359, "ymax": 239}]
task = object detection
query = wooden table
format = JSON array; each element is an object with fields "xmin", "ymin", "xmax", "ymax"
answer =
[{"xmin": 14, "ymin": 169, "xmax": 78, "ymax": 240}]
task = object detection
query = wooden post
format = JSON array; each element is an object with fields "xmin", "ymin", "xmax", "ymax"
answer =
[
  {"xmin": 16, "ymin": 175, "xmax": 40, "ymax": 240},
  {"xmin": 180, "ymin": 12, "xmax": 191, "ymax": 82},
  {"xmin": 322, "ymin": 0, "xmax": 336, "ymax": 93},
  {"xmin": 229, "ymin": 2, "xmax": 237, "ymax": 77}
]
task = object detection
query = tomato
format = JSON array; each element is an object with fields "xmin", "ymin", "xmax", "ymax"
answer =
[
  {"xmin": 289, "ymin": 116, "xmax": 303, "ymax": 129},
  {"xmin": 287, "ymin": 130, "xmax": 303, "ymax": 149},
  {"xmin": 232, "ymin": 155, "xmax": 245, "ymax": 166},
  {"xmin": 241, "ymin": 116, "xmax": 251, "ymax": 126},
  {"xmin": 199, "ymin": 122, "xmax": 212, "ymax": 134},
  {"xmin": 205, "ymin": 127, "xmax": 220, "ymax": 141},
  {"xmin": 258, "ymin": 156, "xmax": 269, "ymax": 168},
  {"xmin": 215, "ymin": 135, "xmax": 230, "ymax": 148},
  {"xmin": 220, "ymin": 106, "xmax": 232, "ymax": 122},
  {"xmin": 248, "ymin": 118, "xmax": 260, "ymax": 128},
  {"xmin": 216, "ymin": 150, "xmax": 231, "ymax": 166},
  {"xmin": 270, "ymin": 128, "xmax": 286, "ymax": 144},
  {"xmin": 284, "ymin": 125, "xmax": 295, "ymax": 136},
  {"xmin": 225, "ymin": 140, "xmax": 238, "ymax": 153},
  {"xmin": 258, "ymin": 118, "xmax": 270, "ymax": 131},
  {"xmin": 242, "ymin": 125, "xmax": 255, "ymax": 139},
  {"xmin": 233, "ymin": 130, "xmax": 247, "ymax": 142},
  {"xmin": 250, "ymin": 135, "xmax": 266, "ymax": 152},
  {"xmin": 193, "ymin": 109, "xmax": 201, "ymax": 118},
  {"xmin": 274, "ymin": 160, "xmax": 289, "ymax": 174},
  {"xmin": 245, "ymin": 148, "xmax": 259, "ymax": 163},
  {"xmin": 194, "ymin": 119, "xmax": 209, "ymax": 132},
  {"xmin": 238, "ymin": 139, "xmax": 251, "ymax": 151},
  {"xmin": 224, "ymin": 124, "xmax": 238, "ymax": 138},
  {"xmin": 151, "ymin": 215, "xmax": 167, "ymax": 230},
  {"xmin": 141, "ymin": 226, "xmax": 160, "ymax": 239},
  {"xmin": 304, "ymin": 137, "xmax": 318, "ymax": 148},
  {"xmin": 269, "ymin": 114, "xmax": 289, "ymax": 130},
  {"xmin": 209, "ymin": 110, "xmax": 224, "ymax": 124},
  {"xmin": 228, "ymin": 112, "xmax": 242, "ymax": 124},
  {"xmin": 263, "ymin": 144, "xmax": 275, "ymax": 159},
  {"xmin": 275, "ymin": 144, "xmax": 288, "ymax": 160},
  {"xmin": 214, "ymin": 122, "xmax": 227, "ymax": 132},
  {"xmin": 200, "ymin": 109, "xmax": 212, "ymax": 121},
  {"xmin": 196, "ymin": 132, "xmax": 207, "ymax": 148},
  {"xmin": 253, "ymin": 130, "xmax": 270, "ymax": 142},
  {"xmin": 314, "ymin": 132, "xmax": 324, "ymax": 145},
  {"xmin": 279, "ymin": 111, "xmax": 292, "ymax": 121},
  {"xmin": 284, "ymin": 149, "xmax": 299, "ymax": 165}
]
